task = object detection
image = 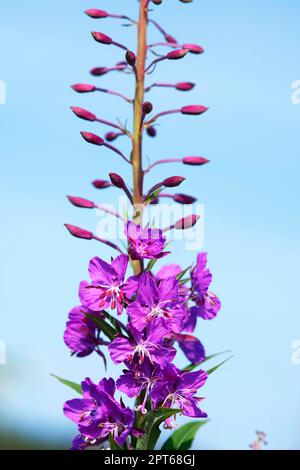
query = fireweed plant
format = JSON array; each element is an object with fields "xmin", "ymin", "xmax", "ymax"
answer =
[{"xmin": 56, "ymin": 0, "xmax": 229, "ymax": 451}]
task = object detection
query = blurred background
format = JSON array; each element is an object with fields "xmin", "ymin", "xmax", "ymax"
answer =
[{"xmin": 1, "ymin": 0, "xmax": 300, "ymax": 450}]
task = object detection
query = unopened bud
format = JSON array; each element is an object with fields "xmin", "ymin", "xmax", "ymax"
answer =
[
  {"xmin": 146, "ymin": 126, "xmax": 157, "ymax": 137},
  {"xmin": 92, "ymin": 32, "xmax": 112, "ymax": 45},
  {"xmin": 142, "ymin": 102, "xmax": 153, "ymax": 114},
  {"xmin": 167, "ymin": 49, "xmax": 188, "ymax": 60},
  {"xmin": 174, "ymin": 193, "xmax": 197, "ymax": 204},
  {"xmin": 70, "ymin": 107, "xmax": 96, "ymax": 122},
  {"xmin": 85, "ymin": 9, "xmax": 108, "ymax": 18},
  {"xmin": 67, "ymin": 196, "xmax": 95, "ymax": 209},
  {"xmin": 81, "ymin": 131, "xmax": 104, "ymax": 146},
  {"xmin": 179, "ymin": 0, "xmax": 193, "ymax": 3},
  {"xmin": 174, "ymin": 214, "xmax": 200, "ymax": 230},
  {"xmin": 92, "ymin": 179, "xmax": 111, "ymax": 189},
  {"xmin": 175, "ymin": 82, "xmax": 195, "ymax": 91},
  {"xmin": 183, "ymin": 43, "xmax": 204, "ymax": 54},
  {"xmin": 165, "ymin": 34, "xmax": 177, "ymax": 44},
  {"xmin": 183, "ymin": 156, "xmax": 210, "ymax": 165},
  {"xmin": 181, "ymin": 105, "xmax": 208, "ymax": 115},
  {"xmin": 152, "ymin": 0, "xmax": 163, "ymax": 4},
  {"xmin": 163, "ymin": 176, "xmax": 185, "ymax": 187},
  {"xmin": 105, "ymin": 132, "xmax": 119, "ymax": 142},
  {"xmin": 109, "ymin": 172, "xmax": 125, "ymax": 189},
  {"xmin": 125, "ymin": 50, "xmax": 136, "ymax": 66},
  {"xmin": 65, "ymin": 224, "xmax": 93, "ymax": 240},
  {"xmin": 71, "ymin": 84, "xmax": 96, "ymax": 93},
  {"xmin": 90, "ymin": 67, "xmax": 108, "ymax": 76}
]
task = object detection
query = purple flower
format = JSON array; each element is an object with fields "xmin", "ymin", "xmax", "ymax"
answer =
[
  {"xmin": 151, "ymin": 364, "xmax": 208, "ymax": 419},
  {"xmin": 117, "ymin": 359, "xmax": 158, "ymax": 399},
  {"xmin": 64, "ymin": 306, "xmax": 105, "ymax": 358},
  {"xmin": 64, "ymin": 377, "xmax": 134, "ymax": 447},
  {"xmin": 156, "ymin": 264, "xmax": 190, "ymax": 301},
  {"xmin": 79, "ymin": 254, "xmax": 128, "ymax": 315},
  {"xmin": 127, "ymin": 273, "xmax": 187, "ymax": 334},
  {"xmin": 109, "ymin": 320, "xmax": 176, "ymax": 367},
  {"xmin": 173, "ymin": 333, "xmax": 206, "ymax": 364},
  {"xmin": 125, "ymin": 221, "xmax": 168, "ymax": 260},
  {"xmin": 191, "ymin": 252, "xmax": 221, "ymax": 320}
]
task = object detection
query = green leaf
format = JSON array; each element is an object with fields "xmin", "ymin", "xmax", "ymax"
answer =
[
  {"xmin": 161, "ymin": 420, "xmax": 209, "ymax": 450},
  {"xmin": 207, "ymin": 355, "xmax": 234, "ymax": 375},
  {"xmin": 183, "ymin": 350, "xmax": 232, "ymax": 372},
  {"xmin": 176, "ymin": 266, "xmax": 191, "ymax": 281},
  {"xmin": 136, "ymin": 409, "xmax": 180, "ymax": 450},
  {"xmin": 84, "ymin": 313, "xmax": 117, "ymax": 341},
  {"xmin": 50, "ymin": 374, "xmax": 82, "ymax": 395}
]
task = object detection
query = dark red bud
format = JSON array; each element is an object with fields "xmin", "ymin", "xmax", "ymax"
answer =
[
  {"xmin": 105, "ymin": 132, "xmax": 118, "ymax": 142},
  {"xmin": 65, "ymin": 224, "xmax": 93, "ymax": 240},
  {"xmin": 174, "ymin": 214, "xmax": 200, "ymax": 230},
  {"xmin": 175, "ymin": 82, "xmax": 195, "ymax": 91},
  {"xmin": 80, "ymin": 131, "xmax": 104, "ymax": 146},
  {"xmin": 183, "ymin": 156, "xmax": 210, "ymax": 165},
  {"xmin": 142, "ymin": 102, "xmax": 153, "ymax": 114},
  {"xmin": 125, "ymin": 50, "xmax": 136, "ymax": 66},
  {"xmin": 90, "ymin": 67, "xmax": 108, "ymax": 76},
  {"xmin": 163, "ymin": 176, "xmax": 186, "ymax": 187},
  {"xmin": 71, "ymin": 83, "xmax": 96, "ymax": 93},
  {"xmin": 181, "ymin": 105, "xmax": 208, "ymax": 115},
  {"xmin": 109, "ymin": 172, "xmax": 126, "ymax": 189},
  {"xmin": 150, "ymin": 197, "xmax": 160, "ymax": 205},
  {"xmin": 146, "ymin": 126, "xmax": 157, "ymax": 137},
  {"xmin": 183, "ymin": 43, "xmax": 204, "ymax": 54},
  {"xmin": 92, "ymin": 32, "xmax": 112, "ymax": 45},
  {"xmin": 174, "ymin": 193, "xmax": 197, "ymax": 204},
  {"xmin": 85, "ymin": 9, "xmax": 109, "ymax": 18},
  {"xmin": 67, "ymin": 196, "xmax": 95, "ymax": 209},
  {"xmin": 179, "ymin": 0, "xmax": 193, "ymax": 3},
  {"xmin": 152, "ymin": 0, "xmax": 163, "ymax": 4},
  {"xmin": 165, "ymin": 34, "xmax": 178, "ymax": 44},
  {"xmin": 70, "ymin": 107, "xmax": 96, "ymax": 122},
  {"xmin": 167, "ymin": 49, "xmax": 189, "ymax": 60},
  {"xmin": 92, "ymin": 179, "xmax": 111, "ymax": 189}
]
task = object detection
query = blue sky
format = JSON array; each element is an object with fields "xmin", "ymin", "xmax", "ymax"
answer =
[{"xmin": 0, "ymin": 0, "xmax": 300, "ymax": 449}]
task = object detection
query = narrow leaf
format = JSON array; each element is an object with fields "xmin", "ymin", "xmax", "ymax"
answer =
[
  {"xmin": 136, "ymin": 409, "xmax": 180, "ymax": 451},
  {"xmin": 84, "ymin": 313, "xmax": 117, "ymax": 341},
  {"xmin": 183, "ymin": 350, "xmax": 232, "ymax": 372},
  {"xmin": 161, "ymin": 420, "xmax": 209, "ymax": 450},
  {"xmin": 50, "ymin": 374, "xmax": 82, "ymax": 395},
  {"xmin": 207, "ymin": 355, "xmax": 234, "ymax": 375}
]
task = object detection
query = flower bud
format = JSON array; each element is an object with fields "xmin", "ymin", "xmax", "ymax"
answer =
[
  {"xmin": 92, "ymin": 32, "xmax": 112, "ymax": 45},
  {"xmin": 165, "ymin": 34, "xmax": 177, "ymax": 44},
  {"xmin": 152, "ymin": 0, "xmax": 163, "ymax": 4},
  {"xmin": 146, "ymin": 126, "xmax": 157, "ymax": 137},
  {"xmin": 174, "ymin": 214, "xmax": 200, "ymax": 230},
  {"xmin": 85, "ymin": 9, "xmax": 108, "ymax": 18},
  {"xmin": 92, "ymin": 179, "xmax": 111, "ymax": 189},
  {"xmin": 175, "ymin": 82, "xmax": 195, "ymax": 91},
  {"xmin": 183, "ymin": 156, "xmax": 210, "ymax": 165},
  {"xmin": 67, "ymin": 196, "xmax": 95, "ymax": 209},
  {"xmin": 105, "ymin": 132, "xmax": 119, "ymax": 142},
  {"xmin": 167, "ymin": 49, "xmax": 189, "ymax": 60},
  {"xmin": 70, "ymin": 107, "xmax": 96, "ymax": 122},
  {"xmin": 163, "ymin": 176, "xmax": 185, "ymax": 187},
  {"xmin": 142, "ymin": 102, "xmax": 153, "ymax": 114},
  {"xmin": 174, "ymin": 193, "xmax": 197, "ymax": 204},
  {"xmin": 179, "ymin": 0, "xmax": 193, "ymax": 3},
  {"xmin": 71, "ymin": 84, "xmax": 96, "ymax": 93},
  {"xmin": 125, "ymin": 50, "xmax": 136, "ymax": 66},
  {"xmin": 183, "ymin": 43, "xmax": 204, "ymax": 54},
  {"xmin": 90, "ymin": 67, "xmax": 108, "ymax": 76},
  {"xmin": 80, "ymin": 131, "xmax": 104, "ymax": 146},
  {"xmin": 65, "ymin": 224, "xmax": 93, "ymax": 240},
  {"xmin": 181, "ymin": 105, "xmax": 208, "ymax": 115},
  {"xmin": 109, "ymin": 172, "xmax": 126, "ymax": 189}
]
